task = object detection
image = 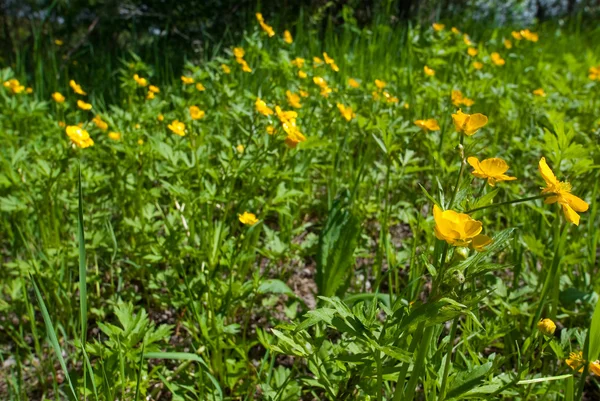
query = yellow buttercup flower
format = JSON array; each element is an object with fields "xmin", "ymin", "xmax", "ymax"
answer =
[
  {"xmin": 108, "ymin": 132, "xmax": 121, "ymax": 141},
  {"xmin": 590, "ymin": 361, "xmax": 600, "ymax": 376},
  {"xmin": 283, "ymin": 30, "xmax": 293, "ymax": 44},
  {"xmin": 26, "ymin": 87, "xmax": 33, "ymax": 94},
  {"xmin": 286, "ymin": 90, "xmax": 302, "ymax": 109},
  {"xmin": 433, "ymin": 205, "xmax": 492, "ymax": 250},
  {"xmin": 149, "ymin": 85, "xmax": 160, "ymax": 93},
  {"xmin": 467, "ymin": 157, "xmax": 517, "ymax": 186},
  {"xmin": 537, "ymin": 318, "xmax": 556, "ymax": 337},
  {"xmin": 52, "ymin": 92, "xmax": 65, "ymax": 103},
  {"xmin": 533, "ymin": 88, "xmax": 546, "ymax": 97},
  {"xmin": 4, "ymin": 79, "xmax": 25, "ymax": 94},
  {"xmin": 138, "ymin": 139, "xmax": 144, "ymax": 145},
  {"xmin": 491, "ymin": 52, "xmax": 505, "ymax": 66},
  {"xmin": 92, "ymin": 115, "xmax": 108, "ymax": 131},
  {"xmin": 467, "ymin": 47, "xmax": 478, "ymax": 57},
  {"xmin": 473, "ymin": 61, "xmax": 484, "ymax": 70},
  {"xmin": 337, "ymin": 104, "xmax": 355, "ymax": 122},
  {"xmin": 221, "ymin": 64, "xmax": 231, "ymax": 74},
  {"xmin": 382, "ymin": 92, "xmax": 399, "ymax": 103},
  {"xmin": 424, "ymin": 65, "xmax": 435, "ymax": 76},
  {"xmin": 189, "ymin": 106, "xmax": 205, "ymax": 120},
  {"xmin": 298, "ymin": 70, "xmax": 307, "ymax": 79},
  {"xmin": 589, "ymin": 65, "xmax": 600, "ymax": 81},
  {"xmin": 158, "ymin": 114, "xmax": 164, "ymax": 122},
  {"xmin": 504, "ymin": 39, "xmax": 513, "ymax": 49},
  {"xmin": 520, "ymin": 29, "xmax": 539, "ymax": 42},
  {"xmin": 348, "ymin": 78, "xmax": 360, "ymax": 88},
  {"xmin": 55, "ymin": 39, "xmax": 63, "ymax": 46},
  {"xmin": 168, "ymin": 120, "xmax": 186, "ymax": 136},
  {"xmin": 181, "ymin": 75, "xmax": 194, "ymax": 84},
  {"xmin": 69, "ymin": 80, "xmax": 86, "ymax": 95},
  {"xmin": 451, "ymin": 109, "xmax": 488, "ymax": 136},
  {"xmin": 414, "ymin": 119, "xmax": 440, "ymax": 132},
  {"xmin": 77, "ymin": 100, "xmax": 92, "ymax": 110},
  {"xmin": 432, "ymin": 23, "xmax": 445, "ymax": 32},
  {"xmin": 275, "ymin": 106, "xmax": 306, "ymax": 148},
  {"xmin": 284, "ymin": 128, "xmax": 306, "ymax": 148},
  {"xmin": 236, "ymin": 144, "xmax": 245, "ymax": 153},
  {"xmin": 266, "ymin": 125, "xmax": 275, "ymax": 135},
  {"xmin": 233, "ymin": 47, "xmax": 245, "ymax": 59},
  {"xmin": 539, "ymin": 157, "xmax": 589, "ymax": 225},
  {"xmin": 133, "ymin": 74, "xmax": 148, "ymax": 87},
  {"xmin": 256, "ymin": 13, "xmax": 275, "ymax": 37},
  {"xmin": 322, "ymin": 52, "xmax": 339, "ymax": 72},
  {"xmin": 451, "ymin": 27, "xmax": 460, "ymax": 34},
  {"xmin": 66, "ymin": 126, "xmax": 94, "ymax": 148},
  {"xmin": 255, "ymin": 98, "xmax": 274, "ymax": 116},
  {"xmin": 299, "ymin": 89, "xmax": 309, "ymax": 98},
  {"xmin": 511, "ymin": 31, "xmax": 522, "ymax": 40},
  {"xmin": 239, "ymin": 211, "xmax": 258, "ymax": 225},
  {"xmin": 196, "ymin": 83, "xmax": 206, "ymax": 91},
  {"xmin": 291, "ymin": 58, "xmax": 305, "ymax": 68},
  {"xmin": 313, "ymin": 56, "xmax": 324, "ymax": 66},
  {"xmin": 374, "ymin": 79, "xmax": 386, "ymax": 89},
  {"xmin": 566, "ymin": 351, "xmax": 585, "ymax": 373},
  {"xmin": 146, "ymin": 91, "xmax": 155, "ymax": 100},
  {"xmin": 451, "ymin": 90, "xmax": 474, "ymax": 107}
]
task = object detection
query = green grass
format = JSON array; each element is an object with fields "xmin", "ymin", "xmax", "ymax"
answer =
[{"xmin": 1, "ymin": 10, "xmax": 600, "ymax": 401}]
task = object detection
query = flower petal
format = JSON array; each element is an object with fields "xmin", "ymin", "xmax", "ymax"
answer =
[
  {"xmin": 538, "ymin": 157, "xmax": 558, "ymax": 187},
  {"xmin": 562, "ymin": 192, "xmax": 589, "ymax": 212},
  {"xmin": 561, "ymin": 204, "xmax": 580, "ymax": 225}
]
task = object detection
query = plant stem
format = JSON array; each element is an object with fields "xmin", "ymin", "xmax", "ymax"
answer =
[
  {"xmin": 466, "ymin": 194, "xmax": 549, "ymax": 214},
  {"xmin": 438, "ymin": 317, "xmax": 459, "ymax": 400}
]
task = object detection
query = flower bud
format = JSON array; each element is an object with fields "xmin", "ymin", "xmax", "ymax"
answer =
[{"xmin": 537, "ymin": 318, "xmax": 556, "ymax": 337}]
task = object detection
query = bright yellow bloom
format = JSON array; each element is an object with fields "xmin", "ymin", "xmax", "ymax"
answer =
[
  {"xmin": 348, "ymin": 78, "xmax": 360, "ymax": 88},
  {"xmin": 323, "ymin": 52, "xmax": 336, "ymax": 66},
  {"xmin": 467, "ymin": 47, "xmax": 478, "ymax": 57},
  {"xmin": 432, "ymin": 23, "xmax": 445, "ymax": 31},
  {"xmin": 375, "ymin": 79, "xmax": 386, "ymax": 89},
  {"xmin": 283, "ymin": 30, "xmax": 293, "ymax": 44},
  {"xmin": 275, "ymin": 105, "xmax": 305, "ymax": 148},
  {"xmin": 221, "ymin": 64, "xmax": 231, "ymax": 74},
  {"xmin": 158, "ymin": 114, "xmax": 164, "ymax": 121},
  {"xmin": 52, "ymin": 92, "xmax": 65, "ymax": 103},
  {"xmin": 149, "ymin": 85, "xmax": 160, "ymax": 93},
  {"xmin": 255, "ymin": 98, "xmax": 274, "ymax": 116},
  {"xmin": 589, "ymin": 65, "xmax": 600, "ymax": 81},
  {"xmin": 451, "ymin": 90, "xmax": 474, "ymax": 107},
  {"xmin": 133, "ymin": 74, "xmax": 148, "ymax": 87},
  {"xmin": 451, "ymin": 27, "xmax": 460, "ymax": 34},
  {"xmin": 590, "ymin": 361, "xmax": 600, "ymax": 376},
  {"xmin": 414, "ymin": 119, "xmax": 440, "ymax": 132},
  {"xmin": 467, "ymin": 157, "xmax": 516, "ymax": 186},
  {"xmin": 66, "ymin": 126, "xmax": 94, "ymax": 148},
  {"xmin": 266, "ymin": 125, "xmax": 275, "ymax": 135},
  {"xmin": 520, "ymin": 29, "xmax": 539, "ymax": 42},
  {"xmin": 473, "ymin": 61, "xmax": 484, "ymax": 70},
  {"xmin": 256, "ymin": 13, "xmax": 275, "ymax": 37},
  {"xmin": 286, "ymin": 90, "xmax": 302, "ymax": 109},
  {"xmin": 233, "ymin": 47, "xmax": 245, "ymax": 59},
  {"xmin": 108, "ymin": 132, "xmax": 121, "ymax": 141},
  {"xmin": 298, "ymin": 70, "xmax": 307, "ymax": 78},
  {"xmin": 291, "ymin": 58, "xmax": 305, "ymax": 68},
  {"xmin": 196, "ymin": 83, "xmax": 206, "ymax": 91},
  {"xmin": 433, "ymin": 205, "xmax": 492, "ymax": 250},
  {"xmin": 55, "ymin": 39, "xmax": 63, "ymax": 46},
  {"xmin": 284, "ymin": 129, "xmax": 306, "ymax": 148},
  {"xmin": 452, "ymin": 109, "xmax": 488, "ymax": 136},
  {"xmin": 566, "ymin": 351, "xmax": 585, "ymax": 373},
  {"xmin": 235, "ymin": 58, "xmax": 252, "ymax": 73},
  {"xmin": 189, "ymin": 106, "xmax": 205, "ymax": 120},
  {"xmin": 337, "ymin": 104, "xmax": 355, "ymax": 121},
  {"xmin": 69, "ymin": 80, "xmax": 86, "ymax": 95},
  {"xmin": 181, "ymin": 75, "xmax": 194, "ymax": 84},
  {"xmin": 511, "ymin": 31, "xmax": 522, "ymax": 40},
  {"xmin": 77, "ymin": 100, "xmax": 92, "ymax": 110},
  {"xmin": 92, "ymin": 115, "xmax": 108, "ymax": 131},
  {"xmin": 537, "ymin": 318, "xmax": 556, "ymax": 337},
  {"xmin": 504, "ymin": 39, "xmax": 513, "ymax": 49},
  {"xmin": 313, "ymin": 76, "xmax": 327, "ymax": 88},
  {"xmin": 168, "ymin": 120, "xmax": 186, "ymax": 136},
  {"xmin": 146, "ymin": 91, "xmax": 155, "ymax": 100},
  {"xmin": 539, "ymin": 157, "xmax": 589, "ymax": 225},
  {"xmin": 491, "ymin": 52, "xmax": 505, "ymax": 66},
  {"xmin": 382, "ymin": 91, "xmax": 399, "ymax": 103},
  {"xmin": 533, "ymin": 88, "xmax": 546, "ymax": 97},
  {"xmin": 313, "ymin": 56, "xmax": 324, "ymax": 66},
  {"xmin": 424, "ymin": 65, "xmax": 435, "ymax": 76},
  {"xmin": 3, "ymin": 79, "xmax": 24, "ymax": 94},
  {"xmin": 239, "ymin": 211, "xmax": 258, "ymax": 225},
  {"xmin": 236, "ymin": 144, "xmax": 245, "ymax": 153}
]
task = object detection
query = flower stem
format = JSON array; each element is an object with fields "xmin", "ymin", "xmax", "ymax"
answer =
[{"xmin": 466, "ymin": 194, "xmax": 549, "ymax": 214}]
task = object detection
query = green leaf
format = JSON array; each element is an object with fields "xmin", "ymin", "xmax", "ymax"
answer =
[
  {"xmin": 258, "ymin": 279, "xmax": 295, "ymax": 297},
  {"xmin": 587, "ymin": 298, "xmax": 600, "ymax": 362},
  {"xmin": 447, "ymin": 362, "xmax": 493, "ymax": 399}
]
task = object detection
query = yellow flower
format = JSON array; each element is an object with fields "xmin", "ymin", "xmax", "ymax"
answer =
[
  {"xmin": 590, "ymin": 361, "xmax": 600, "ymax": 376},
  {"xmin": 537, "ymin": 318, "xmax": 556, "ymax": 337},
  {"xmin": 66, "ymin": 126, "xmax": 94, "ymax": 148},
  {"xmin": 467, "ymin": 47, "xmax": 478, "ymax": 57},
  {"xmin": 286, "ymin": 90, "xmax": 302, "ymax": 109},
  {"xmin": 237, "ymin": 58, "xmax": 252, "ymax": 73},
  {"xmin": 298, "ymin": 70, "xmax": 307, "ymax": 79},
  {"xmin": 432, "ymin": 23, "xmax": 445, "ymax": 31},
  {"xmin": 337, "ymin": 104, "xmax": 355, "ymax": 121},
  {"xmin": 375, "ymin": 79, "xmax": 386, "ymax": 89},
  {"xmin": 491, "ymin": 52, "xmax": 505, "ymax": 66},
  {"xmin": 511, "ymin": 31, "xmax": 522, "ymax": 40},
  {"xmin": 313, "ymin": 56, "xmax": 324, "ymax": 66},
  {"xmin": 236, "ymin": 144, "xmax": 245, "ymax": 153},
  {"xmin": 414, "ymin": 119, "xmax": 440, "ymax": 132},
  {"xmin": 520, "ymin": 29, "xmax": 539, "ymax": 42},
  {"xmin": 424, "ymin": 65, "xmax": 435, "ymax": 76},
  {"xmin": 566, "ymin": 351, "xmax": 585, "ymax": 373},
  {"xmin": 284, "ymin": 129, "xmax": 306, "ymax": 148},
  {"xmin": 77, "ymin": 100, "xmax": 92, "ymax": 110},
  {"xmin": 275, "ymin": 106, "xmax": 305, "ymax": 148},
  {"xmin": 291, "ymin": 58, "xmax": 305, "ymax": 68},
  {"xmin": 255, "ymin": 98, "xmax": 274, "ymax": 116},
  {"xmin": 467, "ymin": 157, "xmax": 517, "ymax": 186},
  {"xmin": 319, "ymin": 86, "xmax": 332, "ymax": 98},
  {"xmin": 196, "ymin": 83, "xmax": 206, "ymax": 91},
  {"xmin": 451, "ymin": 90, "xmax": 474, "ymax": 107},
  {"xmin": 322, "ymin": 52, "xmax": 338, "ymax": 71},
  {"xmin": 181, "ymin": 75, "xmax": 194, "ymax": 84},
  {"xmin": 313, "ymin": 76, "xmax": 327, "ymax": 88},
  {"xmin": 4, "ymin": 79, "xmax": 25, "ymax": 94},
  {"xmin": 221, "ymin": 64, "xmax": 231, "ymax": 74},
  {"xmin": 58, "ymin": 121, "xmax": 66, "ymax": 128},
  {"xmin": 92, "ymin": 115, "xmax": 108, "ymax": 131},
  {"xmin": 463, "ymin": 34, "xmax": 473, "ymax": 46},
  {"xmin": 533, "ymin": 88, "xmax": 546, "ymax": 97},
  {"xmin": 26, "ymin": 87, "xmax": 33, "ymax": 94},
  {"xmin": 266, "ymin": 125, "xmax": 275, "ymax": 135},
  {"xmin": 233, "ymin": 47, "xmax": 245, "ymax": 59},
  {"xmin": 55, "ymin": 39, "xmax": 63, "ymax": 46},
  {"xmin": 149, "ymin": 85, "xmax": 160, "ymax": 93},
  {"xmin": 108, "ymin": 132, "xmax": 121, "ymax": 141},
  {"xmin": 52, "ymin": 92, "xmax": 65, "ymax": 103},
  {"xmin": 588, "ymin": 65, "xmax": 600, "ymax": 81},
  {"xmin": 256, "ymin": 13, "xmax": 275, "ymax": 37},
  {"xmin": 403, "ymin": 102, "xmax": 410, "ymax": 109},
  {"xmin": 299, "ymin": 90, "xmax": 309, "ymax": 98},
  {"xmin": 451, "ymin": 109, "xmax": 488, "ymax": 136},
  {"xmin": 539, "ymin": 157, "xmax": 589, "ymax": 225},
  {"xmin": 433, "ymin": 205, "xmax": 492, "ymax": 250},
  {"xmin": 168, "ymin": 120, "xmax": 186, "ymax": 136},
  {"xmin": 133, "ymin": 74, "xmax": 148, "ymax": 87},
  {"xmin": 69, "ymin": 80, "xmax": 86, "ymax": 95},
  {"xmin": 146, "ymin": 91, "xmax": 155, "ymax": 100},
  {"xmin": 239, "ymin": 211, "xmax": 258, "ymax": 225},
  {"xmin": 189, "ymin": 106, "xmax": 205, "ymax": 120},
  {"xmin": 283, "ymin": 30, "xmax": 293, "ymax": 44},
  {"xmin": 504, "ymin": 39, "xmax": 513, "ymax": 49},
  {"xmin": 138, "ymin": 139, "xmax": 144, "ymax": 145},
  {"xmin": 348, "ymin": 78, "xmax": 360, "ymax": 88},
  {"xmin": 451, "ymin": 27, "xmax": 460, "ymax": 34},
  {"xmin": 473, "ymin": 61, "xmax": 484, "ymax": 70},
  {"xmin": 158, "ymin": 114, "xmax": 164, "ymax": 121},
  {"xmin": 382, "ymin": 91, "xmax": 399, "ymax": 103}
]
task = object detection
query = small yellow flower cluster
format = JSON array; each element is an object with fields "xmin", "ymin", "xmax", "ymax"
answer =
[
  {"xmin": 322, "ymin": 52, "xmax": 339, "ymax": 72},
  {"xmin": 336, "ymin": 104, "xmax": 355, "ymax": 122},
  {"xmin": 133, "ymin": 74, "xmax": 148, "ymax": 87},
  {"xmin": 371, "ymin": 79, "xmax": 398, "ymax": 103},
  {"xmin": 233, "ymin": 47, "xmax": 252, "ymax": 73},
  {"xmin": 92, "ymin": 115, "xmax": 108, "ymax": 131},
  {"xmin": 286, "ymin": 90, "xmax": 302, "ymax": 109},
  {"xmin": 424, "ymin": 65, "xmax": 435, "ymax": 76},
  {"xmin": 451, "ymin": 90, "xmax": 474, "ymax": 107},
  {"xmin": 313, "ymin": 76, "xmax": 332, "ymax": 97},
  {"xmin": 3, "ymin": 79, "xmax": 25, "ymax": 94},
  {"xmin": 432, "ymin": 23, "xmax": 445, "ymax": 32},
  {"xmin": 256, "ymin": 13, "xmax": 275, "ymax": 37},
  {"xmin": 491, "ymin": 52, "xmax": 505, "ymax": 66},
  {"xmin": 276, "ymin": 106, "xmax": 306, "ymax": 148},
  {"xmin": 290, "ymin": 58, "xmax": 307, "ymax": 78}
]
